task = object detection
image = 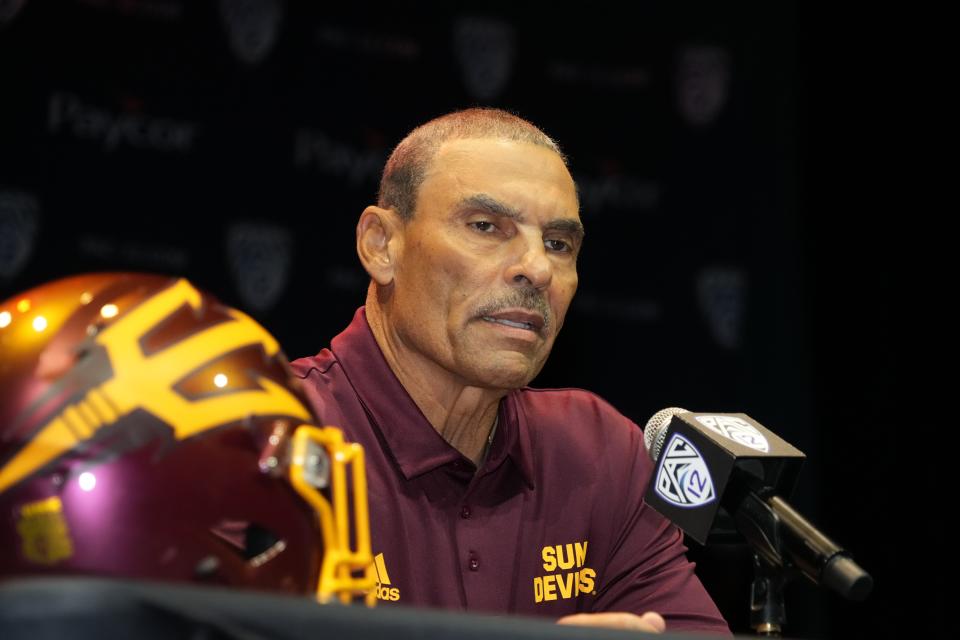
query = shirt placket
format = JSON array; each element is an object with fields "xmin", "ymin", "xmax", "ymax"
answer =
[{"xmin": 452, "ymin": 462, "xmax": 526, "ymax": 613}]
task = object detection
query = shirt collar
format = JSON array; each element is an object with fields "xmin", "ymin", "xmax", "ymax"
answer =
[
  {"xmin": 331, "ymin": 307, "xmax": 535, "ymax": 488},
  {"xmin": 490, "ymin": 391, "xmax": 536, "ymax": 489}
]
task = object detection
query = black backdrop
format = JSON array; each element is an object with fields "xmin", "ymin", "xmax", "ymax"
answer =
[{"xmin": 1, "ymin": 2, "xmax": 917, "ymax": 638}]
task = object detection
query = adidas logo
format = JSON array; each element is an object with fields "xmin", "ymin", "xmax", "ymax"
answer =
[{"xmin": 373, "ymin": 552, "xmax": 400, "ymax": 601}]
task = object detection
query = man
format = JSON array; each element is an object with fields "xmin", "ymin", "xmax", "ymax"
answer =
[{"xmin": 292, "ymin": 108, "xmax": 729, "ymax": 634}]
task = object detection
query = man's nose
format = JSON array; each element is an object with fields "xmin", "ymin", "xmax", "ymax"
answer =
[{"xmin": 505, "ymin": 236, "xmax": 552, "ymax": 290}]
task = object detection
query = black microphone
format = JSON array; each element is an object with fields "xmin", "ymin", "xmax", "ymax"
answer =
[{"xmin": 642, "ymin": 407, "xmax": 873, "ymax": 601}]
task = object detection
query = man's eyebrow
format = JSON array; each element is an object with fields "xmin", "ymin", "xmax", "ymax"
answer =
[
  {"xmin": 458, "ymin": 193, "xmax": 585, "ymax": 240},
  {"xmin": 458, "ymin": 194, "xmax": 522, "ymax": 220},
  {"xmin": 545, "ymin": 218, "xmax": 585, "ymax": 241}
]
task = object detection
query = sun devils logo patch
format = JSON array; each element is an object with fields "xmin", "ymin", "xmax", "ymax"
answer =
[
  {"xmin": 654, "ymin": 434, "xmax": 715, "ymax": 508},
  {"xmin": 226, "ymin": 221, "xmax": 292, "ymax": 313},
  {"xmin": 453, "ymin": 16, "xmax": 515, "ymax": 101},
  {"xmin": 219, "ymin": 0, "xmax": 284, "ymax": 65},
  {"xmin": 694, "ymin": 415, "xmax": 769, "ymax": 453},
  {"xmin": 0, "ymin": 189, "xmax": 40, "ymax": 281}
]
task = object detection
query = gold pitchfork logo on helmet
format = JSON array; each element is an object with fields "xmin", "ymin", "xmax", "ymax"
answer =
[{"xmin": 0, "ymin": 274, "xmax": 375, "ymax": 604}]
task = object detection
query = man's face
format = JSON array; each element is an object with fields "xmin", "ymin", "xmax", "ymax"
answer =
[{"xmin": 386, "ymin": 138, "xmax": 582, "ymax": 390}]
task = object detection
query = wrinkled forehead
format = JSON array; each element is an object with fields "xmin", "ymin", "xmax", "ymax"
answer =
[
  {"xmin": 420, "ymin": 138, "xmax": 579, "ymax": 213},
  {"xmin": 426, "ymin": 136, "xmax": 571, "ymax": 173}
]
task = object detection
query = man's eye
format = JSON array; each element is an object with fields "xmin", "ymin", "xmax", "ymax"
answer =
[
  {"xmin": 545, "ymin": 239, "xmax": 570, "ymax": 252},
  {"xmin": 470, "ymin": 221, "xmax": 496, "ymax": 233}
]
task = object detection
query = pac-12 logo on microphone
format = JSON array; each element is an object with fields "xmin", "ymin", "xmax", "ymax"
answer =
[
  {"xmin": 694, "ymin": 415, "xmax": 769, "ymax": 452},
  {"xmin": 655, "ymin": 434, "xmax": 716, "ymax": 507}
]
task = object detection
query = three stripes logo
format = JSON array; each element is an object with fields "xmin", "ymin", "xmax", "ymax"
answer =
[{"xmin": 373, "ymin": 552, "xmax": 400, "ymax": 602}]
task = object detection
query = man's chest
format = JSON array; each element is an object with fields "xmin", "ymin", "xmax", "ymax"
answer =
[{"xmin": 364, "ymin": 470, "xmax": 602, "ymax": 617}]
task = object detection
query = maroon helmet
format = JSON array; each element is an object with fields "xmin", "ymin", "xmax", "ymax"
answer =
[{"xmin": 0, "ymin": 273, "xmax": 376, "ymax": 604}]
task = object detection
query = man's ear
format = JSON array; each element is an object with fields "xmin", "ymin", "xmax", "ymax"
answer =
[{"xmin": 357, "ymin": 205, "xmax": 401, "ymax": 286}]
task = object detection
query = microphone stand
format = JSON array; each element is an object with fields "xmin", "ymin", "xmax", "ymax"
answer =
[
  {"xmin": 725, "ymin": 474, "xmax": 872, "ymax": 636},
  {"xmin": 729, "ymin": 481, "xmax": 796, "ymax": 636},
  {"xmin": 750, "ymin": 553, "xmax": 788, "ymax": 637}
]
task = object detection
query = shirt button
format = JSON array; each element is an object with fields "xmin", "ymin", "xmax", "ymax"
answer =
[
  {"xmin": 460, "ymin": 505, "xmax": 471, "ymax": 519},
  {"xmin": 468, "ymin": 556, "xmax": 480, "ymax": 571}
]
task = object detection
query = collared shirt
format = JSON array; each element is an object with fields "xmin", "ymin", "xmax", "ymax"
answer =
[{"xmin": 292, "ymin": 308, "xmax": 729, "ymax": 634}]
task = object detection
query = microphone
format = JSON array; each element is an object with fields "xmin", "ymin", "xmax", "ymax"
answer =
[{"xmin": 642, "ymin": 407, "xmax": 873, "ymax": 601}]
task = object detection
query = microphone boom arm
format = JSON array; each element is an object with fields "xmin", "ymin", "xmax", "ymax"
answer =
[{"xmin": 722, "ymin": 470, "xmax": 873, "ymax": 601}]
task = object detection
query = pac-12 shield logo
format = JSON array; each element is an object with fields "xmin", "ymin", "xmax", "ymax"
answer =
[
  {"xmin": 0, "ymin": 189, "xmax": 39, "ymax": 281},
  {"xmin": 453, "ymin": 16, "xmax": 515, "ymax": 101},
  {"xmin": 676, "ymin": 44, "xmax": 731, "ymax": 127},
  {"xmin": 694, "ymin": 415, "xmax": 769, "ymax": 452},
  {"xmin": 226, "ymin": 221, "xmax": 292, "ymax": 313},
  {"xmin": 219, "ymin": 0, "xmax": 283, "ymax": 65},
  {"xmin": 654, "ymin": 434, "xmax": 715, "ymax": 508},
  {"xmin": 696, "ymin": 265, "xmax": 746, "ymax": 350}
]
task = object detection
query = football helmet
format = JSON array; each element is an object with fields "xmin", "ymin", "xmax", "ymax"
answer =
[{"xmin": 0, "ymin": 273, "xmax": 375, "ymax": 604}]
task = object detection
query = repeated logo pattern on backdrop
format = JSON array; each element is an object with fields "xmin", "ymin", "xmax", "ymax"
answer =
[
  {"xmin": 0, "ymin": 1, "xmax": 800, "ymax": 428},
  {"xmin": 0, "ymin": 4, "xmax": 818, "ymax": 635}
]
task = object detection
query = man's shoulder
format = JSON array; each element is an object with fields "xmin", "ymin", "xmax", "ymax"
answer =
[
  {"xmin": 290, "ymin": 350, "xmax": 338, "ymax": 379},
  {"xmin": 513, "ymin": 387, "xmax": 651, "ymax": 483},
  {"xmin": 516, "ymin": 386, "xmax": 630, "ymax": 419},
  {"xmin": 513, "ymin": 386, "xmax": 640, "ymax": 440},
  {"xmin": 289, "ymin": 351, "xmax": 347, "ymax": 414}
]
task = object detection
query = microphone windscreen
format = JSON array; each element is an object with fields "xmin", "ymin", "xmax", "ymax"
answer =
[{"xmin": 643, "ymin": 407, "xmax": 689, "ymax": 461}]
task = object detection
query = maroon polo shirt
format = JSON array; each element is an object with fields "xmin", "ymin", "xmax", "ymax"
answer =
[{"xmin": 292, "ymin": 308, "xmax": 729, "ymax": 635}]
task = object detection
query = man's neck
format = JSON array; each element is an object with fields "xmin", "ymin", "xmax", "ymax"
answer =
[{"xmin": 366, "ymin": 301, "xmax": 504, "ymax": 466}]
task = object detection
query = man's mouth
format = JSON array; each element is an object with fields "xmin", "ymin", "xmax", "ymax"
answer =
[
  {"xmin": 479, "ymin": 309, "xmax": 546, "ymax": 333},
  {"xmin": 482, "ymin": 316, "xmax": 536, "ymax": 331}
]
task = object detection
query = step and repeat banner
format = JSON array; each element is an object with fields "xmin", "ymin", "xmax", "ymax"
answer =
[{"xmin": 2, "ymin": 1, "xmax": 822, "ymax": 634}]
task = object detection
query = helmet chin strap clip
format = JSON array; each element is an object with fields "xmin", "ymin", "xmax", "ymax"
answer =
[{"xmin": 299, "ymin": 439, "xmax": 330, "ymax": 490}]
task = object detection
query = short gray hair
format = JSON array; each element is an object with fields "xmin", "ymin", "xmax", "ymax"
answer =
[{"xmin": 377, "ymin": 108, "xmax": 567, "ymax": 221}]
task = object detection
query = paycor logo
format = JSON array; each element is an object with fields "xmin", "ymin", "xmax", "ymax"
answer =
[{"xmin": 47, "ymin": 92, "xmax": 199, "ymax": 153}]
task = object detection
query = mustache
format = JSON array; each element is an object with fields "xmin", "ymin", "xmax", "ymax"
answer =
[{"xmin": 474, "ymin": 288, "xmax": 551, "ymax": 331}]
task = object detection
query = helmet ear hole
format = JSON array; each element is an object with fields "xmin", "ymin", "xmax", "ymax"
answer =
[
  {"xmin": 209, "ymin": 520, "xmax": 286, "ymax": 565},
  {"xmin": 243, "ymin": 523, "xmax": 283, "ymax": 562}
]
